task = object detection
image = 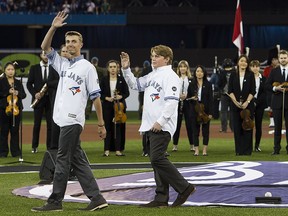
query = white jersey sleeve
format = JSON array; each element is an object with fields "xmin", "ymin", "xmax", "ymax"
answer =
[
  {"xmin": 122, "ymin": 67, "xmax": 147, "ymax": 92},
  {"xmin": 157, "ymin": 71, "xmax": 180, "ymax": 126}
]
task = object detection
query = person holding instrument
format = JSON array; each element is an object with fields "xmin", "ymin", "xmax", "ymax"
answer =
[
  {"xmin": 0, "ymin": 62, "xmax": 26, "ymax": 158},
  {"xmin": 265, "ymin": 49, "xmax": 288, "ymax": 155},
  {"xmin": 172, "ymin": 60, "xmax": 194, "ymax": 152},
  {"xmin": 228, "ymin": 54, "xmax": 255, "ymax": 156},
  {"xmin": 100, "ymin": 60, "xmax": 129, "ymax": 157},
  {"xmin": 187, "ymin": 65, "xmax": 213, "ymax": 156},
  {"xmin": 249, "ymin": 60, "xmax": 267, "ymax": 152},
  {"xmin": 27, "ymin": 52, "xmax": 58, "ymax": 153}
]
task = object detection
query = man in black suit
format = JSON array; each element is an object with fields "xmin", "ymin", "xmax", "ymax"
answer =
[
  {"xmin": 27, "ymin": 52, "xmax": 58, "ymax": 152},
  {"xmin": 266, "ymin": 49, "xmax": 288, "ymax": 154}
]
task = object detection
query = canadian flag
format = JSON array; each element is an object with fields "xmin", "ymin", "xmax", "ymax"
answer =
[{"xmin": 232, "ymin": 0, "xmax": 244, "ymax": 55}]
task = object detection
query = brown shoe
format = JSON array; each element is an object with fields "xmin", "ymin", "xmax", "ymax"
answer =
[
  {"xmin": 171, "ymin": 184, "xmax": 196, "ymax": 207},
  {"xmin": 139, "ymin": 200, "xmax": 168, "ymax": 208}
]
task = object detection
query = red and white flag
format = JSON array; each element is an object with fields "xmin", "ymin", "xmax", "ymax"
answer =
[{"xmin": 232, "ymin": 0, "xmax": 244, "ymax": 55}]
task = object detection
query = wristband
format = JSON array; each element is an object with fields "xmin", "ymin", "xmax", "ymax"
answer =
[{"xmin": 98, "ymin": 124, "xmax": 105, "ymax": 127}]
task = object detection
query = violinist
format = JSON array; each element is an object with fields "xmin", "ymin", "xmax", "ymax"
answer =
[
  {"xmin": 0, "ymin": 62, "xmax": 26, "ymax": 157},
  {"xmin": 250, "ymin": 60, "xmax": 267, "ymax": 152},
  {"xmin": 228, "ymin": 55, "xmax": 255, "ymax": 156},
  {"xmin": 172, "ymin": 60, "xmax": 194, "ymax": 152},
  {"xmin": 187, "ymin": 65, "xmax": 213, "ymax": 156},
  {"xmin": 100, "ymin": 60, "xmax": 130, "ymax": 156},
  {"xmin": 265, "ymin": 49, "xmax": 288, "ymax": 155}
]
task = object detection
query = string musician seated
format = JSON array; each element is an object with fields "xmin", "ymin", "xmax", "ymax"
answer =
[
  {"xmin": 100, "ymin": 60, "xmax": 130, "ymax": 157},
  {"xmin": 0, "ymin": 62, "xmax": 26, "ymax": 157},
  {"xmin": 187, "ymin": 65, "xmax": 213, "ymax": 156}
]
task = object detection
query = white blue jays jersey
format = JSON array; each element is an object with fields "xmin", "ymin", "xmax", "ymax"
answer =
[
  {"xmin": 123, "ymin": 65, "xmax": 180, "ymax": 137},
  {"xmin": 47, "ymin": 49, "xmax": 100, "ymax": 127}
]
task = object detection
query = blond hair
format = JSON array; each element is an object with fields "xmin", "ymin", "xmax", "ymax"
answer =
[{"xmin": 150, "ymin": 45, "xmax": 173, "ymax": 65}]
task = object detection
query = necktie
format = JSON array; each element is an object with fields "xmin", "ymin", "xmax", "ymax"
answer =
[
  {"xmin": 283, "ymin": 68, "xmax": 286, "ymax": 81},
  {"xmin": 43, "ymin": 65, "xmax": 47, "ymax": 81}
]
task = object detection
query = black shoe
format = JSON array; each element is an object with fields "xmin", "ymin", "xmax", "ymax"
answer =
[
  {"xmin": 271, "ymin": 152, "xmax": 280, "ymax": 155},
  {"xmin": 171, "ymin": 184, "xmax": 196, "ymax": 207},
  {"xmin": 255, "ymin": 147, "xmax": 261, "ymax": 152},
  {"xmin": 139, "ymin": 200, "xmax": 168, "ymax": 208},
  {"xmin": 78, "ymin": 196, "xmax": 108, "ymax": 211},
  {"xmin": 31, "ymin": 203, "xmax": 62, "ymax": 212},
  {"xmin": 164, "ymin": 152, "xmax": 170, "ymax": 157}
]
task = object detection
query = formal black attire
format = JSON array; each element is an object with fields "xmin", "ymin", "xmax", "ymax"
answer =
[
  {"xmin": 254, "ymin": 75, "xmax": 267, "ymax": 150},
  {"xmin": 173, "ymin": 77, "xmax": 194, "ymax": 146},
  {"xmin": 27, "ymin": 63, "xmax": 57, "ymax": 150},
  {"xmin": 100, "ymin": 74, "xmax": 130, "ymax": 152},
  {"xmin": 228, "ymin": 70, "xmax": 256, "ymax": 155},
  {"xmin": 265, "ymin": 66, "xmax": 288, "ymax": 153},
  {"xmin": 0, "ymin": 77, "xmax": 26, "ymax": 157},
  {"xmin": 218, "ymin": 68, "xmax": 236, "ymax": 132},
  {"xmin": 187, "ymin": 79, "xmax": 213, "ymax": 147},
  {"xmin": 46, "ymin": 68, "xmax": 60, "ymax": 149}
]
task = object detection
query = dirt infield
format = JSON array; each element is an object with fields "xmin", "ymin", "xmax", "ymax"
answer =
[{"xmin": 22, "ymin": 122, "xmax": 273, "ymax": 145}]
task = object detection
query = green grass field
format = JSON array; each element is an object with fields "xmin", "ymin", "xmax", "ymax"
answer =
[{"xmin": 0, "ymin": 112, "xmax": 287, "ymax": 215}]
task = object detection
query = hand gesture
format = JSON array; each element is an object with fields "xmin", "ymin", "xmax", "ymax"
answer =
[
  {"xmin": 52, "ymin": 11, "xmax": 68, "ymax": 28},
  {"xmin": 120, "ymin": 52, "xmax": 130, "ymax": 69}
]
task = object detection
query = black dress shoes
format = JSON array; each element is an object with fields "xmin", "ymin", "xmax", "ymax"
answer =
[{"xmin": 271, "ymin": 152, "xmax": 280, "ymax": 155}]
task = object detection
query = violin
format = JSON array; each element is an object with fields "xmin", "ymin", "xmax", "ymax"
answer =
[
  {"xmin": 5, "ymin": 83, "xmax": 19, "ymax": 116},
  {"xmin": 272, "ymin": 82, "xmax": 288, "ymax": 94},
  {"xmin": 195, "ymin": 101, "xmax": 210, "ymax": 124},
  {"xmin": 240, "ymin": 109, "xmax": 254, "ymax": 130},
  {"xmin": 113, "ymin": 89, "xmax": 127, "ymax": 123}
]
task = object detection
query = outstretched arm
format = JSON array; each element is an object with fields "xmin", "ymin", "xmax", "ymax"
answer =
[{"xmin": 41, "ymin": 11, "xmax": 68, "ymax": 53}]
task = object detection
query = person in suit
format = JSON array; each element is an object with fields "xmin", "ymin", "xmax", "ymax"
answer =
[
  {"xmin": 218, "ymin": 58, "xmax": 236, "ymax": 133},
  {"xmin": 100, "ymin": 60, "xmax": 130, "ymax": 156},
  {"xmin": 250, "ymin": 60, "xmax": 267, "ymax": 152},
  {"xmin": 27, "ymin": 52, "xmax": 58, "ymax": 152},
  {"xmin": 187, "ymin": 65, "xmax": 213, "ymax": 156},
  {"xmin": 228, "ymin": 54, "xmax": 256, "ymax": 156},
  {"xmin": 0, "ymin": 62, "xmax": 26, "ymax": 157},
  {"xmin": 265, "ymin": 49, "xmax": 288, "ymax": 155},
  {"xmin": 172, "ymin": 60, "xmax": 194, "ymax": 152}
]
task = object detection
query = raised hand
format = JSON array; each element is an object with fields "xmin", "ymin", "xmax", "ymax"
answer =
[
  {"xmin": 52, "ymin": 11, "xmax": 69, "ymax": 28},
  {"xmin": 120, "ymin": 52, "xmax": 130, "ymax": 69}
]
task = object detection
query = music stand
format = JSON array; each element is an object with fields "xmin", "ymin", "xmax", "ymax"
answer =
[{"xmin": 6, "ymin": 67, "xmax": 35, "ymax": 165}]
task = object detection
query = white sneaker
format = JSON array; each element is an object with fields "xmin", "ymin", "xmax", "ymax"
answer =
[
  {"xmin": 269, "ymin": 118, "xmax": 275, "ymax": 128},
  {"xmin": 190, "ymin": 145, "xmax": 195, "ymax": 151},
  {"xmin": 172, "ymin": 145, "xmax": 178, "ymax": 152}
]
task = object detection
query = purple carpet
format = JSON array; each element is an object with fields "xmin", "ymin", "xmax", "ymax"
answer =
[{"xmin": 13, "ymin": 161, "xmax": 288, "ymax": 207}]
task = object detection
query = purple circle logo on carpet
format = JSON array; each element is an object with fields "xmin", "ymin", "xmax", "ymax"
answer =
[{"xmin": 13, "ymin": 161, "xmax": 288, "ymax": 207}]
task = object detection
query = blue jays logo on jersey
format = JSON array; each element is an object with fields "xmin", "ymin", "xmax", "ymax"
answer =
[
  {"xmin": 69, "ymin": 86, "xmax": 81, "ymax": 95},
  {"xmin": 150, "ymin": 93, "xmax": 160, "ymax": 102}
]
